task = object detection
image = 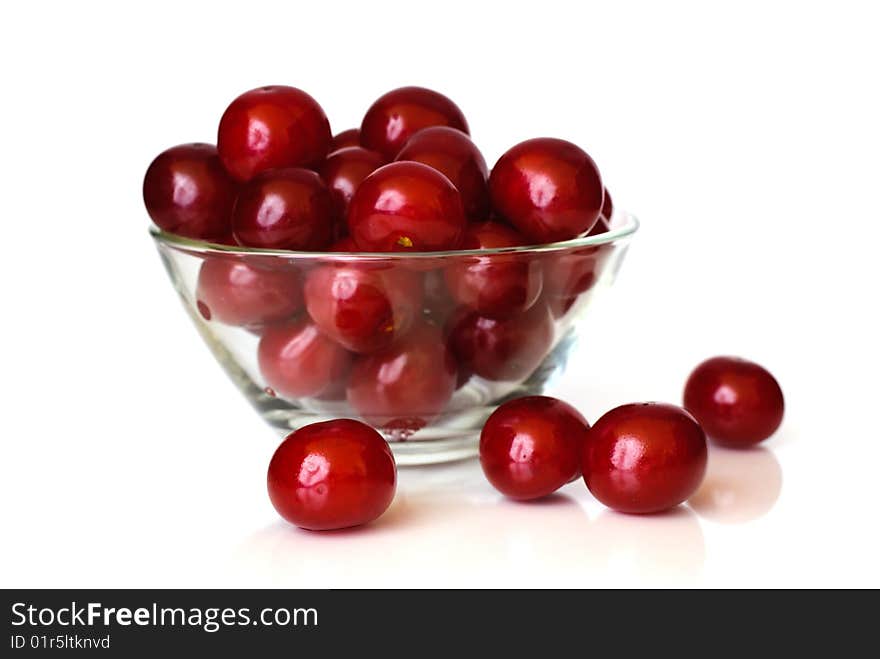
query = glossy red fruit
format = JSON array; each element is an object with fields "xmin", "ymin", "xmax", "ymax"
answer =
[
  {"xmin": 542, "ymin": 244, "xmax": 611, "ymax": 317},
  {"xmin": 600, "ymin": 187, "xmax": 613, "ymax": 224},
  {"xmin": 143, "ymin": 143, "xmax": 236, "ymax": 240},
  {"xmin": 422, "ymin": 268, "xmax": 457, "ymax": 324},
  {"xmin": 347, "ymin": 323, "xmax": 457, "ymax": 431},
  {"xmin": 319, "ymin": 147, "xmax": 385, "ymax": 221},
  {"xmin": 331, "ymin": 128, "xmax": 361, "ymax": 151},
  {"xmin": 683, "ymin": 356, "xmax": 784, "ymax": 447},
  {"xmin": 258, "ymin": 318, "xmax": 352, "ymax": 399},
  {"xmin": 329, "ymin": 235, "xmax": 359, "ymax": 252},
  {"xmin": 348, "ymin": 161, "xmax": 466, "ymax": 252},
  {"xmin": 395, "ymin": 126, "xmax": 488, "ymax": 221},
  {"xmin": 232, "ymin": 168, "xmax": 334, "ymax": 250},
  {"xmin": 446, "ymin": 302, "xmax": 554, "ymax": 381},
  {"xmin": 489, "ymin": 138, "xmax": 604, "ymax": 243},
  {"xmin": 480, "ymin": 396, "xmax": 591, "ymax": 500},
  {"xmin": 195, "ymin": 257, "xmax": 303, "ymax": 328},
  {"xmin": 360, "ymin": 86, "xmax": 469, "ymax": 159},
  {"xmin": 267, "ymin": 419, "xmax": 396, "ymax": 531},
  {"xmin": 217, "ymin": 85, "xmax": 332, "ymax": 182},
  {"xmin": 444, "ymin": 221, "xmax": 542, "ymax": 318},
  {"xmin": 304, "ymin": 264, "xmax": 423, "ymax": 353},
  {"xmin": 583, "ymin": 403, "xmax": 708, "ymax": 514}
]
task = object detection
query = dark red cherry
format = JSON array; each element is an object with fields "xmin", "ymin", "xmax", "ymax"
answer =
[
  {"xmin": 600, "ymin": 186, "xmax": 613, "ymax": 224},
  {"xmin": 232, "ymin": 168, "xmax": 333, "ymax": 250},
  {"xmin": 360, "ymin": 86, "xmax": 469, "ymax": 159},
  {"xmin": 329, "ymin": 235, "xmax": 359, "ymax": 252},
  {"xmin": 258, "ymin": 318, "xmax": 352, "ymax": 399},
  {"xmin": 443, "ymin": 221, "xmax": 542, "ymax": 318},
  {"xmin": 143, "ymin": 143, "xmax": 236, "ymax": 240},
  {"xmin": 683, "ymin": 356, "xmax": 784, "ymax": 447},
  {"xmin": 330, "ymin": 128, "xmax": 361, "ymax": 151},
  {"xmin": 347, "ymin": 161, "xmax": 466, "ymax": 252},
  {"xmin": 489, "ymin": 138, "xmax": 604, "ymax": 243},
  {"xmin": 480, "ymin": 396, "xmax": 591, "ymax": 500},
  {"xmin": 267, "ymin": 419, "xmax": 396, "ymax": 531},
  {"xmin": 347, "ymin": 323, "xmax": 457, "ymax": 431},
  {"xmin": 304, "ymin": 264, "xmax": 423, "ymax": 354},
  {"xmin": 395, "ymin": 126, "xmax": 488, "ymax": 221},
  {"xmin": 542, "ymin": 244, "xmax": 611, "ymax": 317},
  {"xmin": 446, "ymin": 302, "xmax": 554, "ymax": 381},
  {"xmin": 217, "ymin": 85, "xmax": 331, "ymax": 182},
  {"xmin": 195, "ymin": 256, "xmax": 303, "ymax": 328},
  {"xmin": 319, "ymin": 147, "xmax": 385, "ymax": 221},
  {"xmin": 583, "ymin": 403, "xmax": 708, "ymax": 514}
]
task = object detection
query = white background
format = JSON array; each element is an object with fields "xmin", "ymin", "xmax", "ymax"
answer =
[{"xmin": 1, "ymin": 0, "xmax": 878, "ymax": 588}]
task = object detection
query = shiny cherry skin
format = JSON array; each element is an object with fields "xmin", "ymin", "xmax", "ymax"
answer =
[
  {"xmin": 444, "ymin": 221, "xmax": 542, "ymax": 318},
  {"xmin": 360, "ymin": 86, "xmax": 469, "ymax": 160},
  {"xmin": 195, "ymin": 257, "xmax": 303, "ymax": 328},
  {"xmin": 489, "ymin": 138, "xmax": 604, "ymax": 243},
  {"xmin": 258, "ymin": 318, "xmax": 352, "ymax": 399},
  {"xmin": 329, "ymin": 235, "xmax": 358, "ymax": 252},
  {"xmin": 267, "ymin": 419, "xmax": 396, "ymax": 531},
  {"xmin": 599, "ymin": 187, "xmax": 613, "ymax": 225},
  {"xmin": 446, "ymin": 302, "xmax": 554, "ymax": 382},
  {"xmin": 683, "ymin": 356, "xmax": 784, "ymax": 447},
  {"xmin": 232, "ymin": 168, "xmax": 334, "ymax": 250},
  {"xmin": 347, "ymin": 322, "xmax": 457, "ymax": 431},
  {"xmin": 143, "ymin": 143, "xmax": 236, "ymax": 240},
  {"xmin": 331, "ymin": 128, "xmax": 361, "ymax": 151},
  {"xmin": 395, "ymin": 126, "xmax": 488, "ymax": 221},
  {"xmin": 319, "ymin": 147, "xmax": 385, "ymax": 221},
  {"xmin": 304, "ymin": 264, "xmax": 424, "ymax": 353},
  {"xmin": 347, "ymin": 161, "xmax": 466, "ymax": 252},
  {"xmin": 583, "ymin": 403, "xmax": 708, "ymax": 514},
  {"xmin": 480, "ymin": 396, "xmax": 591, "ymax": 500},
  {"xmin": 217, "ymin": 85, "xmax": 331, "ymax": 182},
  {"xmin": 542, "ymin": 244, "xmax": 611, "ymax": 317}
]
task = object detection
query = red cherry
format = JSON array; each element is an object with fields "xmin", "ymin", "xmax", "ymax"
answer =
[
  {"xmin": 304, "ymin": 264, "xmax": 424, "ymax": 353},
  {"xmin": 143, "ymin": 143, "xmax": 236, "ymax": 240},
  {"xmin": 444, "ymin": 221, "xmax": 542, "ymax": 318},
  {"xmin": 489, "ymin": 138, "xmax": 604, "ymax": 243},
  {"xmin": 360, "ymin": 86, "xmax": 469, "ymax": 159},
  {"xmin": 395, "ymin": 126, "xmax": 488, "ymax": 221},
  {"xmin": 319, "ymin": 147, "xmax": 385, "ymax": 221},
  {"xmin": 480, "ymin": 396, "xmax": 591, "ymax": 500},
  {"xmin": 217, "ymin": 85, "xmax": 331, "ymax": 182},
  {"xmin": 258, "ymin": 318, "xmax": 352, "ymax": 399},
  {"xmin": 583, "ymin": 403, "xmax": 708, "ymax": 514},
  {"xmin": 446, "ymin": 302, "xmax": 554, "ymax": 381},
  {"xmin": 232, "ymin": 168, "xmax": 333, "ymax": 250},
  {"xmin": 683, "ymin": 356, "xmax": 784, "ymax": 447},
  {"xmin": 196, "ymin": 256, "xmax": 303, "ymax": 328},
  {"xmin": 600, "ymin": 186, "xmax": 613, "ymax": 224},
  {"xmin": 330, "ymin": 128, "xmax": 361, "ymax": 151},
  {"xmin": 329, "ymin": 235, "xmax": 359, "ymax": 252},
  {"xmin": 348, "ymin": 161, "xmax": 466, "ymax": 252},
  {"xmin": 347, "ymin": 323, "xmax": 457, "ymax": 431},
  {"xmin": 267, "ymin": 419, "xmax": 396, "ymax": 531},
  {"xmin": 542, "ymin": 244, "xmax": 612, "ymax": 317}
]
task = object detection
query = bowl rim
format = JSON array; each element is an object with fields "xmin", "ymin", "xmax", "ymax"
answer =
[{"xmin": 150, "ymin": 212, "xmax": 639, "ymax": 259}]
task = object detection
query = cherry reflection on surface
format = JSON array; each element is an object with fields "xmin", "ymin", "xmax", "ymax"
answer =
[{"xmin": 689, "ymin": 446, "xmax": 783, "ymax": 523}]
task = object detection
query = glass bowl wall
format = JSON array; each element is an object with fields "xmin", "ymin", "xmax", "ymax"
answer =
[{"xmin": 152, "ymin": 213, "xmax": 638, "ymax": 464}]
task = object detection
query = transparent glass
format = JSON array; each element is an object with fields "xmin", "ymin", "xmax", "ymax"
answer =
[{"xmin": 151, "ymin": 213, "xmax": 638, "ymax": 464}]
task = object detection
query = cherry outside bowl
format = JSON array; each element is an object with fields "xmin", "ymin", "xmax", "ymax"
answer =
[{"xmin": 151, "ymin": 212, "xmax": 638, "ymax": 464}]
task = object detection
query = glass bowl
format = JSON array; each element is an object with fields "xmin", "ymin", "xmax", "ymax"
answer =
[{"xmin": 151, "ymin": 213, "xmax": 638, "ymax": 464}]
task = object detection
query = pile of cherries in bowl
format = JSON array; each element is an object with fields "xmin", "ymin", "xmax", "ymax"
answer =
[{"xmin": 146, "ymin": 85, "xmax": 632, "ymax": 449}]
